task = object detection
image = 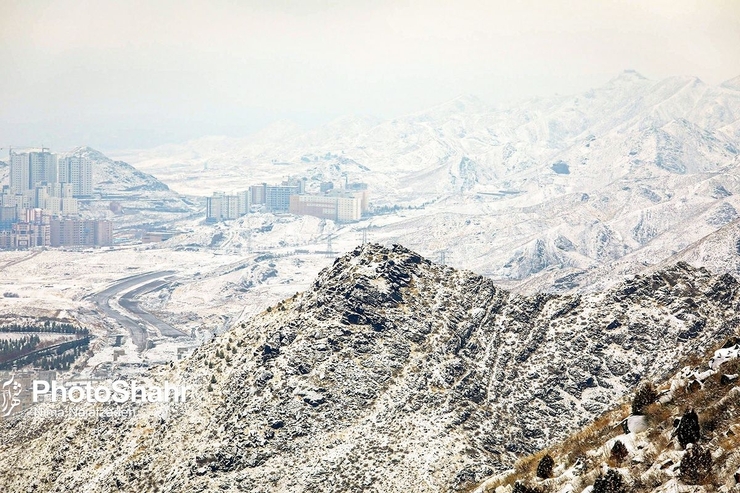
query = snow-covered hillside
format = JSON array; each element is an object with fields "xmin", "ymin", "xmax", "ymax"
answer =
[
  {"xmin": 476, "ymin": 337, "xmax": 740, "ymax": 493},
  {"xmin": 1, "ymin": 244, "xmax": 738, "ymax": 492},
  {"xmin": 64, "ymin": 146, "xmax": 172, "ymax": 195},
  {"xmin": 55, "ymin": 146, "xmax": 200, "ymax": 228},
  {"xmin": 113, "ymin": 71, "xmax": 740, "ymax": 292}
]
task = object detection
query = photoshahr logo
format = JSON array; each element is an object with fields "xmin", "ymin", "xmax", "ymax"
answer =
[
  {"xmin": 1, "ymin": 375, "xmax": 189, "ymax": 419},
  {"xmin": 32, "ymin": 380, "xmax": 190, "ymax": 404},
  {"xmin": 1, "ymin": 373, "xmax": 23, "ymax": 417}
]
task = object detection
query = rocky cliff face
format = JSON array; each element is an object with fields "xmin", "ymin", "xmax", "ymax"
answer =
[{"xmin": 2, "ymin": 244, "xmax": 739, "ymax": 492}]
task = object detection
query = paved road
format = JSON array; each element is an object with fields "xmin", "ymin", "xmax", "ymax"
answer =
[
  {"xmin": 119, "ymin": 279, "xmax": 188, "ymax": 338},
  {"xmin": 90, "ymin": 271, "xmax": 181, "ymax": 352}
]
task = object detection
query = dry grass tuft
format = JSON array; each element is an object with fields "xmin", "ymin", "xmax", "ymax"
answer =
[{"xmin": 643, "ymin": 402, "xmax": 674, "ymax": 428}]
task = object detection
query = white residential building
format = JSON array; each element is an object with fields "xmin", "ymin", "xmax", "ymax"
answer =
[
  {"xmin": 29, "ymin": 151, "xmax": 57, "ymax": 186},
  {"xmin": 289, "ymin": 193, "xmax": 363, "ymax": 222},
  {"xmin": 9, "ymin": 151, "xmax": 30, "ymax": 193},
  {"xmin": 206, "ymin": 191, "xmax": 250, "ymax": 221},
  {"xmin": 59, "ymin": 155, "xmax": 93, "ymax": 197}
]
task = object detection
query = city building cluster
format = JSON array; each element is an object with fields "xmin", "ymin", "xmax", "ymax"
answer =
[
  {"xmin": 206, "ymin": 179, "xmax": 369, "ymax": 223},
  {"xmin": 9, "ymin": 148, "xmax": 91, "ymax": 196},
  {"xmin": 0, "ymin": 208, "xmax": 113, "ymax": 249},
  {"xmin": 1, "ymin": 148, "xmax": 112, "ymax": 249}
]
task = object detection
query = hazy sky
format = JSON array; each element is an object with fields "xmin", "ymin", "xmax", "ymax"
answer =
[{"xmin": 1, "ymin": 0, "xmax": 739, "ymax": 152}]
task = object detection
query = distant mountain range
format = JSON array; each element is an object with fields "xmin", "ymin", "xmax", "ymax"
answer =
[
  {"xmin": 113, "ymin": 71, "xmax": 740, "ymax": 292},
  {"xmin": 116, "ymin": 70, "xmax": 740, "ymax": 196}
]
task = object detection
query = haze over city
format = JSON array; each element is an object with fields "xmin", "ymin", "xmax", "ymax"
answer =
[{"xmin": 1, "ymin": 0, "xmax": 739, "ymax": 151}]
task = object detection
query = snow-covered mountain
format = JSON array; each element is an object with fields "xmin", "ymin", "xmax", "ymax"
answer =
[
  {"xmin": 64, "ymin": 146, "xmax": 171, "ymax": 195},
  {"xmin": 115, "ymin": 71, "xmax": 740, "ymax": 197},
  {"xmin": 1, "ymin": 245, "xmax": 738, "ymax": 492},
  {"xmin": 112, "ymin": 71, "xmax": 740, "ymax": 293},
  {"xmin": 62, "ymin": 146, "xmax": 200, "ymax": 228}
]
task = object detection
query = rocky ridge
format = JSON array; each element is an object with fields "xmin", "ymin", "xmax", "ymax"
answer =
[{"xmin": 1, "ymin": 244, "xmax": 740, "ymax": 492}]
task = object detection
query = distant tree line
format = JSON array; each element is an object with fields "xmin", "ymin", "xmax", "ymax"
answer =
[
  {"xmin": 0, "ymin": 336, "xmax": 90, "ymax": 370},
  {"xmin": 0, "ymin": 335, "xmax": 41, "ymax": 362},
  {"xmin": 0, "ymin": 321, "xmax": 89, "ymax": 336},
  {"xmin": 36, "ymin": 343, "xmax": 89, "ymax": 371}
]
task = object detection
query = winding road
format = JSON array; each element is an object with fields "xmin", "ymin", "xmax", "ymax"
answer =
[
  {"xmin": 90, "ymin": 271, "xmax": 187, "ymax": 352},
  {"xmin": 119, "ymin": 279, "xmax": 188, "ymax": 338}
]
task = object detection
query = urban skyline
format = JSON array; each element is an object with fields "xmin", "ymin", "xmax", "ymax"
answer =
[{"xmin": 206, "ymin": 179, "xmax": 368, "ymax": 223}]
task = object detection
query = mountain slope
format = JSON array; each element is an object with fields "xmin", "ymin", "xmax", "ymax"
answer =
[
  {"xmin": 111, "ymin": 72, "xmax": 740, "ymax": 293},
  {"xmin": 64, "ymin": 146, "xmax": 171, "ymax": 194},
  {"xmin": 475, "ymin": 337, "xmax": 740, "ymax": 493},
  {"xmin": 1, "ymin": 244, "xmax": 739, "ymax": 492}
]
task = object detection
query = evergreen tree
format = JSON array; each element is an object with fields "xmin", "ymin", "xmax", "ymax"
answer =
[
  {"xmin": 610, "ymin": 440, "xmax": 628, "ymax": 465},
  {"xmin": 679, "ymin": 444, "xmax": 712, "ymax": 485},
  {"xmin": 676, "ymin": 409, "xmax": 701, "ymax": 449},
  {"xmin": 592, "ymin": 469, "xmax": 627, "ymax": 493},
  {"xmin": 536, "ymin": 454, "xmax": 554, "ymax": 479}
]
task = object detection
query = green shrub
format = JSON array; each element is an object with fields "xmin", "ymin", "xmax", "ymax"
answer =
[
  {"xmin": 632, "ymin": 382, "xmax": 657, "ymax": 414},
  {"xmin": 536, "ymin": 454, "xmax": 554, "ymax": 479},
  {"xmin": 512, "ymin": 482, "xmax": 542, "ymax": 493},
  {"xmin": 610, "ymin": 440, "xmax": 628, "ymax": 465},
  {"xmin": 676, "ymin": 409, "xmax": 701, "ymax": 449},
  {"xmin": 592, "ymin": 469, "xmax": 627, "ymax": 493},
  {"xmin": 679, "ymin": 444, "xmax": 712, "ymax": 485}
]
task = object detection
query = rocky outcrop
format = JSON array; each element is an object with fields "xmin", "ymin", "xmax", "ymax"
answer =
[{"xmin": 1, "ymin": 244, "xmax": 739, "ymax": 492}]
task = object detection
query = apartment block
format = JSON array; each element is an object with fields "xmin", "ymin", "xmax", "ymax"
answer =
[
  {"xmin": 0, "ymin": 186, "xmax": 32, "ymax": 215},
  {"xmin": 30, "ymin": 151, "xmax": 58, "ymax": 186},
  {"xmin": 58, "ymin": 155, "xmax": 93, "ymax": 197},
  {"xmin": 0, "ymin": 206, "xmax": 17, "ymax": 230},
  {"xmin": 0, "ymin": 209, "xmax": 51, "ymax": 248},
  {"xmin": 4, "ymin": 222, "xmax": 48, "ymax": 248},
  {"xmin": 206, "ymin": 192, "xmax": 248, "ymax": 222},
  {"xmin": 9, "ymin": 152, "xmax": 30, "ymax": 193},
  {"xmin": 32, "ymin": 183, "xmax": 78, "ymax": 214},
  {"xmin": 2, "ymin": 149, "xmax": 110, "ymax": 250},
  {"xmin": 346, "ymin": 183, "xmax": 370, "ymax": 211},
  {"xmin": 9, "ymin": 149, "xmax": 58, "ymax": 193},
  {"xmin": 266, "ymin": 185, "xmax": 299, "ymax": 212},
  {"xmin": 94, "ymin": 220, "xmax": 113, "ymax": 246},
  {"xmin": 289, "ymin": 193, "xmax": 363, "ymax": 222},
  {"xmin": 49, "ymin": 219, "xmax": 113, "ymax": 247},
  {"xmin": 236, "ymin": 190, "xmax": 250, "ymax": 215},
  {"xmin": 248, "ymin": 180, "xmax": 304, "ymax": 212}
]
